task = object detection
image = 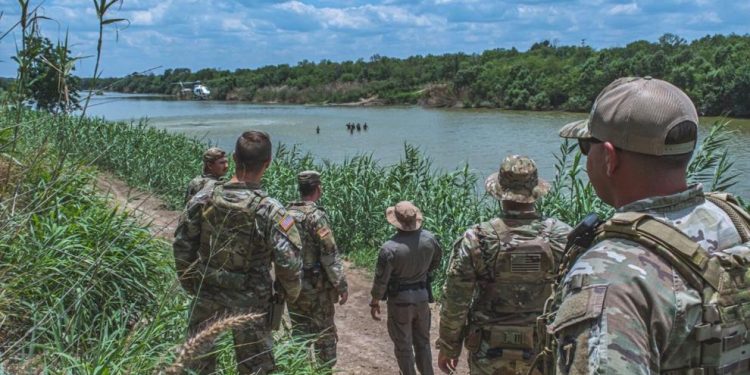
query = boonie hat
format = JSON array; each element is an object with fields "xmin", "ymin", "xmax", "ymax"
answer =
[
  {"xmin": 385, "ymin": 201, "xmax": 423, "ymax": 232},
  {"xmin": 297, "ymin": 170, "xmax": 321, "ymax": 185},
  {"xmin": 203, "ymin": 147, "xmax": 226, "ymax": 163},
  {"xmin": 559, "ymin": 76, "xmax": 698, "ymax": 156},
  {"xmin": 485, "ymin": 155, "xmax": 549, "ymax": 203}
]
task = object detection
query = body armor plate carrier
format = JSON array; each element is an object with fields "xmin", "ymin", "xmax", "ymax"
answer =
[
  {"xmin": 534, "ymin": 193, "xmax": 750, "ymax": 375},
  {"xmin": 470, "ymin": 218, "xmax": 559, "ymax": 356}
]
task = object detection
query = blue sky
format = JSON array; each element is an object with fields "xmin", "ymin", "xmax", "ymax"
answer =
[{"xmin": 1, "ymin": 0, "xmax": 749, "ymax": 77}]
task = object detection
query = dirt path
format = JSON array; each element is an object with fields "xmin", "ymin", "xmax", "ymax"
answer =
[{"xmin": 96, "ymin": 174, "xmax": 469, "ymax": 375}]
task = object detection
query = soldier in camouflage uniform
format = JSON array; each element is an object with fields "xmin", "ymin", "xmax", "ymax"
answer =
[
  {"xmin": 436, "ymin": 156, "xmax": 571, "ymax": 375},
  {"xmin": 286, "ymin": 170, "xmax": 348, "ymax": 370},
  {"xmin": 552, "ymin": 77, "xmax": 750, "ymax": 374},
  {"xmin": 371, "ymin": 201, "xmax": 443, "ymax": 375},
  {"xmin": 173, "ymin": 131, "xmax": 302, "ymax": 375},
  {"xmin": 184, "ymin": 147, "xmax": 229, "ymax": 204}
]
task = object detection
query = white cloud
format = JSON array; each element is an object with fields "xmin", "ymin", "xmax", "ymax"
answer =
[
  {"xmin": 606, "ymin": 3, "xmax": 639, "ymax": 16},
  {"xmin": 688, "ymin": 11, "xmax": 721, "ymax": 24},
  {"xmin": 221, "ymin": 18, "xmax": 251, "ymax": 32},
  {"xmin": 129, "ymin": 1, "xmax": 172, "ymax": 26}
]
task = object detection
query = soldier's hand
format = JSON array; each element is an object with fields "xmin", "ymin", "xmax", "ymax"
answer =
[
  {"xmin": 369, "ymin": 299, "xmax": 381, "ymax": 321},
  {"xmin": 438, "ymin": 350, "xmax": 458, "ymax": 374},
  {"xmin": 339, "ymin": 291, "xmax": 348, "ymax": 305}
]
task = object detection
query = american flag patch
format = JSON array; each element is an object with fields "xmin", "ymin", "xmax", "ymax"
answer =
[
  {"xmin": 317, "ymin": 227, "xmax": 331, "ymax": 238},
  {"xmin": 279, "ymin": 214, "xmax": 295, "ymax": 232},
  {"xmin": 510, "ymin": 253, "xmax": 542, "ymax": 273}
]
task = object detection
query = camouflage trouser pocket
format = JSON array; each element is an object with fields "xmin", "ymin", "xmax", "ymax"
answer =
[{"xmin": 464, "ymin": 326, "xmax": 482, "ymax": 353}]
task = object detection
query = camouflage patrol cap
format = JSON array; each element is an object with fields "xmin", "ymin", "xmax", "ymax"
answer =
[
  {"xmin": 203, "ymin": 147, "xmax": 226, "ymax": 163},
  {"xmin": 559, "ymin": 77, "xmax": 698, "ymax": 156},
  {"xmin": 485, "ymin": 155, "xmax": 550, "ymax": 203},
  {"xmin": 297, "ymin": 170, "xmax": 321, "ymax": 185}
]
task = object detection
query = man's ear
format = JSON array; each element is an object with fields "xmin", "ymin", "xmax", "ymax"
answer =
[{"xmin": 602, "ymin": 142, "xmax": 619, "ymax": 177}]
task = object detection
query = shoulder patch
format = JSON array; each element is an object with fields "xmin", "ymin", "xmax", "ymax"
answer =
[
  {"xmin": 318, "ymin": 226, "xmax": 331, "ymax": 238},
  {"xmin": 279, "ymin": 214, "xmax": 295, "ymax": 232}
]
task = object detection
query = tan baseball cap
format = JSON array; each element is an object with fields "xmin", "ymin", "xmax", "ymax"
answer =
[
  {"xmin": 385, "ymin": 201, "xmax": 423, "ymax": 232},
  {"xmin": 559, "ymin": 77, "xmax": 698, "ymax": 156},
  {"xmin": 203, "ymin": 147, "xmax": 226, "ymax": 163}
]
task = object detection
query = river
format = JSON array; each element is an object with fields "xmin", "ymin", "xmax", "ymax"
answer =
[{"xmin": 85, "ymin": 93, "xmax": 750, "ymax": 199}]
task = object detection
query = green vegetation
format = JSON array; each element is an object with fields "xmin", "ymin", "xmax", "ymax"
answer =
[
  {"xmin": 95, "ymin": 34, "xmax": 750, "ymax": 117},
  {"xmin": 1, "ymin": 2, "xmax": 746, "ymax": 373}
]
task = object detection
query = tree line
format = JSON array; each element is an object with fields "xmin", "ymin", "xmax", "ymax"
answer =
[{"xmin": 90, "ymin": 33, "xmax": 750, "ymax": 117}]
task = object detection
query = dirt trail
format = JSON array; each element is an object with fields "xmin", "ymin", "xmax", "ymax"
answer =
[{"xmin": 96, "ymin": 174, "xmax": 469, "ymax": 375}]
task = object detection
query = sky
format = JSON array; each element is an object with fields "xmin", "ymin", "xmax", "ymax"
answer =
[{"xmin": 1, "ymin": 0, "xmax": 749, "ymax": 77}]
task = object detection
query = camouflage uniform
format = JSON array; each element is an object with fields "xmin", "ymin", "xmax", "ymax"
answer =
[
  {"xmin": 184, "ymin": 147, "xmax": 227, "ymax": 204},
  {"xmin": 173, "ymin": 181, "xmax": 302, "ymax": 375},
  {"xmin": 552, "ymin": 77, "xmax": 750, "ymax": 374},
  {"xmin": 184, "ymin": 173, "xmax": 221, "ymax": 204},
  {"xmin": 437, "ymin": 156, "xmax": 571, "ymax": 375},
  {"xmin": 551, "ymin": 185, "xmax": 747, "ymax": 373},
  {"xmin": 372, "ymin": 201, "xmax": 443, "ymax": 375},
  {"xmin": 286, "ymin": 199, "xmax": 348, "ymax": 368}
]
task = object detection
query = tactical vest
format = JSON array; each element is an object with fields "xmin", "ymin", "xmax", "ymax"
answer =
[
  {"xmin": 198, "ymin": 187, "xmax": 270, "ymax": 279},
  {"xmin": 469, "ymin": 218, "xmax": 560, "ymax": 353},
  {"xmin": 286, "ymin": 203, "xmax": 321, "ymax": 269},
  {"xmin": 539, "ymin": 193, "xmax": 750, "ymax": 375}
]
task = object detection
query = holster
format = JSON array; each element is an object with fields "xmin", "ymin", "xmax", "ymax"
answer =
[
  {"xmin": 464, "ymin": 325, "xmax": 482, "ymax": 353},
  {"xmin": 387, "ymin": 279, "xmax": 400, "ymax": 299},
  {"xmin": 269, "ymin": 281, "xmax": 285, "ymax": 330}
]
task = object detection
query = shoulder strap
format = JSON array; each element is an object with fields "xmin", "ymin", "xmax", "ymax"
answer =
[
  {"xmin": 705, "ymin": 192, "xmax": 750, "ymax": 243},
  {"xmin": 600, "ymin": 212, "xmax": 723, "ymax": 291}
]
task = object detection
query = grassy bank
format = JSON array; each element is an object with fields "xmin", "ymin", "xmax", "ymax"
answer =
[
  {"xmin": 0, "ymin": 111, "xmax": 323, "ymax": 373},
  {"xmin": 1, "ymin": 109, "xmax": 743, "ymax": 373}
]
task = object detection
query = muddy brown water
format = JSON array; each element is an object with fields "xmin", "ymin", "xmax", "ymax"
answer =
[{"xmin": 87, "ymin": 92, "xmax": 750, "ymax": 203}]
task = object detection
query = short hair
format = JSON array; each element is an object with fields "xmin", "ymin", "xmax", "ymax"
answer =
[
  {"xmin": 299, "ymin": 181, "xmax": 320, "ymax": 197},
  {"xmin": 627, "ymin": 121, "xmax": 697, "ymax": 169},
  {"xmin": 235, "ymin": 131, "xmax": 272, "ymax": 173}
]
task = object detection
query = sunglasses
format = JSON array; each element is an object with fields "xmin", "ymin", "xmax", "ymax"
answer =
[{"xmin": 578, "ymin": 138, "xmax": 603, "ymax": 156}]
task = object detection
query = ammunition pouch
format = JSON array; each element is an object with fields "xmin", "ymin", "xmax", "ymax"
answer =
[
  {"xmin": 486, "ymin": 325, "xmax": 535, "ymax": 351},
  {"xmin": 464, "ymin": 325, "xmax": 482, "ymax": 353}
]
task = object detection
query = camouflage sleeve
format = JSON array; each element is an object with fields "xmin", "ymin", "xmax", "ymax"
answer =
[
  {"xmin": 545, "ymin": 218, "xmax": 572, "ymax": 253},
  {"xmin": 552, "ymin": 239, "xmax": 677, "ymax": 374},
  {"xmin": 315, "ymin": 210, "xmax": 348, "ymax": 294},
  {"xmin": 260, "ymin": 199, "xmax": 303, "ymax": 303},
  {"xmin": 371, "ymin": 245, "xmax": 394, "ymax": 300},
  {"xmin": 437, "ymin": 230, "xmax": 478, "ymax": 358},
  {"xmin": 183, "ymin": 181, "xmax": 195, "ymax": 205},
  {"xmin": 172, "ymin": 195, "xmax": 206, "ymax": 294}
]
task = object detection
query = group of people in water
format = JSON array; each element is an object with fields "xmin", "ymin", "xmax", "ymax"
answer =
[
  {"xmin": 315, "ymin": 122, "xmax": 369, "ymax": 134},
  {"xmin": 346, "ymin": 122, "xmax": 367, "ymax": 133}
]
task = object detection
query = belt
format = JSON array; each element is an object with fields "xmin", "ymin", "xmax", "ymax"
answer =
[{"xmin": 398, "ymin": 281, "xmax": 427, "ymax": 291}]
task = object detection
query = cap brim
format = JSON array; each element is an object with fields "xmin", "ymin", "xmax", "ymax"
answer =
[
  {"xmin": 385, "ymin": 206, "xmax": 423, "ymax": 231},
  {"xmin": 559, "ymin": 119, "xmax": 592, "ymax": 139},
  {"xmin": 485, "ymin": 172, "xmax": 550, "ymax": 203}
]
